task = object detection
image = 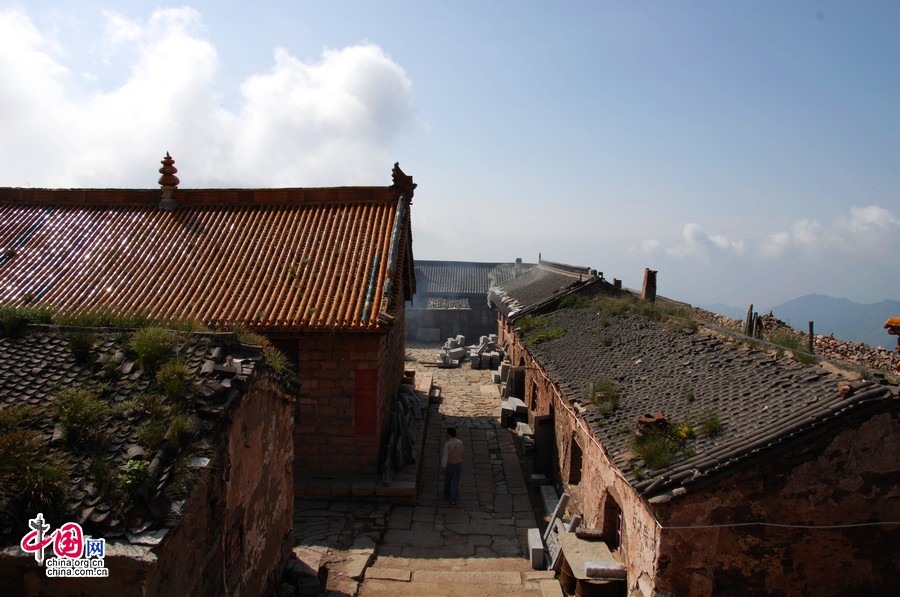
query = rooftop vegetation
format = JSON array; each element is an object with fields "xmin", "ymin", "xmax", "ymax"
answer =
[{"xmin": 0, "ymin": 305, "xmax": 293, "ymax": 528}]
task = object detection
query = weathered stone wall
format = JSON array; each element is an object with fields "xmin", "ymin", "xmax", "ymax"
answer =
[
  {"xmin": 295, "ymin": 312, "xmax": 407, "ymax": 475},
  {"xmin": 221, "ymin": 375, "xmax": 295, "ymax": 595},
  {"xmin": 652, "ymin": 410, "xmax": 900, "ymax": 597},
  {"xmin": 146, "ymin": 371, "xmax": 295, "ymax": 597}
]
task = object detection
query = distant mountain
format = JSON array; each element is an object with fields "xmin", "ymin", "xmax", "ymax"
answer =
[
  {"xmin": 699, "ymin": 303, "xmax": 746, "ymax": 320},
  {"xmin": 767, "ymin": 294, "xmax": 900, "ymax": 348}
]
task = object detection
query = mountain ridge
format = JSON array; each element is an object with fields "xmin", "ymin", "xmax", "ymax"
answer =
[{"xmin": 700, "ymin": 294, "xmax": 900, "ymax": 348}]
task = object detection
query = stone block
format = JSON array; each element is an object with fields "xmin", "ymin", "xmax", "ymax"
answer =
[
  {"xmin": 540, "ymin": 485, "xmax": 560, "ymax": 517},
  {"xmin": 516, "ymin": 422, "xmax": 534, "ymax": 438},
  {"xmin": 491, "ymin": 371, "xmax": 501, "ymax": 384},
  {"xmin": 447, "ymin": 347, "xmax": 466, "ymax": 360},
  {"xmin": 490, "ymin": 351, "xmax": 501, "ymax": 368},
  {"xmin": 508, "ymin": 397, "xmax": 527, "ymax": 416},
  {"xmin": 528, "ymin": 528, "xmax": 545, "ymax": 569}
]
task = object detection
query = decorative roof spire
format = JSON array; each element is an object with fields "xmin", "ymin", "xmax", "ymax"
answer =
[
  {"xmin": 158, "ymin": 152, "xmax": 179, "ymax": 211},
  {"xmin": 158, "ymin": 152, "xmax": 180, "ymax": 187}
]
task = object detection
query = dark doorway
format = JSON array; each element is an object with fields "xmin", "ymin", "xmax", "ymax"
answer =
[
  {"xmin": 568, "ymin": 434, "xmax": 583, "ymax": 485},
  {"xmin": 602, "ymin": 494, "xmax": 623, "ymax": 552}
]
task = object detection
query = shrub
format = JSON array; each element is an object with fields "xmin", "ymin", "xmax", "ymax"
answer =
[
  {"xmin": 526, "ymin": 327, "xmax": 567, "ymax": 346},
  {"xmin": 632, "ymin": 433, "xmax": 672, "ymax": 469},
  {"xmin": 17, "ymin": 458, "xmax": 69, "ymax": 517},
  {"xmin": 0, "ymin": 404, "xmax": 38, "ymax": 432},
  {"xmin": 67, "ymin": 330, "xmax": 96, "ymax": 364},
  {"xmin": 164, "ymin": 453, "xmax": 201, "ymax": 500},
  {"xmin": 89, "ymin": 456, "xmax": 119, "ymax": 502},
  {"xmin": 0, "ymin": 431, "xmax": 69, "ymax": 519},
  {"xmin": 587, "ymin": 379, "xmax": 620, "ymax": 414},
  {"xmin": 0, "ymin": 306, "xmax": 52, "ymax": 337},
  {"xmin": 516, "ymin": 315, "xmax": 549, "ymax": 333},
  {"xmin": 121, "ymin": 459, "xmax": 149, "ymax": 495},
  {"xmin": 138, "ymin": 418, "xmax": 169, "ymax": 452},
  {"xmin": 166, "ymin": 414, "xmax": 193, "ymax": 451},
  {"xmin": 700, "ymin": 415, "xmax": 723, "ymax": 437},
  {"xmin": 131, "ymin": 327, "xmax": 178, "ymax": 371},
  {"xmin": 558, "ymin": 294, "xmax": 593, "ymax": 310},
  {"xmin": 157, "ymin": 359, "xmax": 192, "ymax": 403},
  {"xmin": 232, "ymin": 325, "xmax": 293, "ymax": 374},
  {"xmin": 53, "ymin": 387, "xmax": 110, "ymax": 445}
]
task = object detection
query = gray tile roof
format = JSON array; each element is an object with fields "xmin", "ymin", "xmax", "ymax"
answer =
[
  {"xmin": 489, "ymin": 261, "xmax": 595, "ymax": 317},
  {"xmin": 415, "ymin": 261, "xmax": 534, "ymax": 297},
  {"xmin": 520, "ymin": 307, "xmax": 897, "ymax": 498},
  {"xmin": 0, "ymin": 325, "xmax": 277, "ymax": 542}
]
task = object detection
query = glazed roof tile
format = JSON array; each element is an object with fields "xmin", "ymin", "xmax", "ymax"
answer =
[
  {"xmin": 415, "ymin": 261, "xmax": 534, "ymax": 297},
  {"xmin": 489, "ymin": 260, "xmax": 595, "ymax": 317},
  {"xmin": 0, "ymin": 183, "xmax": 414, "ymax": 332},
  {"xmin": 521, "ymin": 308, "xmax": 898, "ymax": 498}
]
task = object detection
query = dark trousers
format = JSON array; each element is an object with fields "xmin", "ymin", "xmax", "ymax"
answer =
[{"xmin": 443, "ymin": 462, "xmax": 461, "ymax": 503}]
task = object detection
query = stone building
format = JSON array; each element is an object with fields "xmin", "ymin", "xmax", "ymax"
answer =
[
  {"xmin": 0, "ymin": 156, "xmax": 417, "ymax": 483},
  {"xmin": 406, "ymin": 259, "xmax": 532, "ymax": 342},
  {"xmin": 494, "ymin": 269, "xmax": 900, "ymax": 596},
  {"xmin": 0, "ymin": 326, "xmax": 297, "ymax": 596}
]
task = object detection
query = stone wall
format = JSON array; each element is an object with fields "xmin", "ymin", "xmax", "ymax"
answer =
[
  {"xmin": 146, "ymin": 372, "xmax": 295, "ymax": 596},
  {"xmin": 652, "ymin": 410, "xmax": 900, "ymax": 596},
  {"xmin": 295, "ymin": 311, "xmax": 407, "ymax": 475},
  {"xmin": 406, "ymin": 303, "xmax": 496, "ymax": 343}
]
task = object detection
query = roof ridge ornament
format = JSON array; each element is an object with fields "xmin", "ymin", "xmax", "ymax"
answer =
[
  {"xmin": 159, "ymin": 151, "xmax": 179, "ymax": 211},
  {"xmin": 390, "ymin": 162, "xmax": 416, "ymax": 203}
]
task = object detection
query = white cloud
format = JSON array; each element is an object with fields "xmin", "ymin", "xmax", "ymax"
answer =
[
  {"xmin": 0, "ymin": 8, "xmax": 417, "ymax": 188},
  {"xmin": 759, "ymin": 205, "xmax": 900, "ymax": 259},
  {"xmin": 842, "ymin": 205, "xmax": 900, "ymax": 235},
  {"xmin": 635, "ymin": 223, "xmax": 745, "ymax": 260}
]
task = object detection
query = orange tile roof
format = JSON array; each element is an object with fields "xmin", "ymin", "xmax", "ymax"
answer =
[{"xmin": 0, "ymin": 181, "xmax": 415, "ymax": 332}]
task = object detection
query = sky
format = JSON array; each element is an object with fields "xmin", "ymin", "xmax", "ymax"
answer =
[{"xmin": 1, "ymin": 1, "xmax": 898, "ymax": 310}]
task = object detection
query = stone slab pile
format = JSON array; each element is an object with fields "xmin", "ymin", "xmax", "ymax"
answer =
[{"xmin": 469, "ymin": 334, "xmax": 504, "ymax": 370}]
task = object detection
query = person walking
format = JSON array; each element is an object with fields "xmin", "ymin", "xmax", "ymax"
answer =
[{"xmin": 441, "ymin": 427, "xmax": 464, "ymax": 505}]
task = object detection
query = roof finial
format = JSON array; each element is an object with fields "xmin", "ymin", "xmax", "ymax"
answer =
[
  {"xmin": 158, "ymin": 151, "xmax": 179, "ymax": 211},
  {"xmin": 390, "ymin": 162, "xmax": 416, "ymax": 203}
]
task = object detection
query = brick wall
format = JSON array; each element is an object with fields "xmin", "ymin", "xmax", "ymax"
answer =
[
  {"xmin": 652, "ymin": 410, "xmax": 900, "ymax": 596},
  {"xmin": 294, "ymin": 309, "xmax": 407, "ymax": 475}
]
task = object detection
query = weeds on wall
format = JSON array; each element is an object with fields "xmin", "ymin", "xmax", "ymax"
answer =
[{"xmin": 231, "ymin": 325, "xmax": 292, "ymax": 374}]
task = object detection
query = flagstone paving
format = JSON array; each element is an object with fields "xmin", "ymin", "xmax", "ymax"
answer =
[{"xmin": 292, "ymin": 343, "xmax": 562, "ymax": 597}]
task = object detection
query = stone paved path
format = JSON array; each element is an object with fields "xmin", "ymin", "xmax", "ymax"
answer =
[{"xmin": 292, "ymin": 344, "xmax": 561, "ymax": 597}]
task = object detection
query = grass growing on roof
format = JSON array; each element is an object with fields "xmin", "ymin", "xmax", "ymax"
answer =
[
  {"xmin": 0, "ymin": 429, "xmax": 71, "ymax": 522},
  {"xmin": 231, "ymin": 325, "xmax": 292, "ymax": 374},
  {"xmin": 131, "ymin": 327, "xmax": 178, "ymax": 372},
  {"xmin": 53, "ymin": 387, "xmax": 111, "ymax": 446},
  {"xmin": 587, "ymin": 378, "xmax": 621, "ymax": 414},
  {"xmin": 0, "ymin": 306, "xmax": 53, "ymax": 337}
]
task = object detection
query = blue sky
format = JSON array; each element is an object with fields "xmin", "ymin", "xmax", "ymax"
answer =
[{"xmin": 1, "ymin": 1, "xmax": 898, "ymax": 311}]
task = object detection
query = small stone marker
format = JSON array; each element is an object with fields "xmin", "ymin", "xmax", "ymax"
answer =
[{"xmin": 528, "ymin": 528, "xmax": 544, "ymax": 569}]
